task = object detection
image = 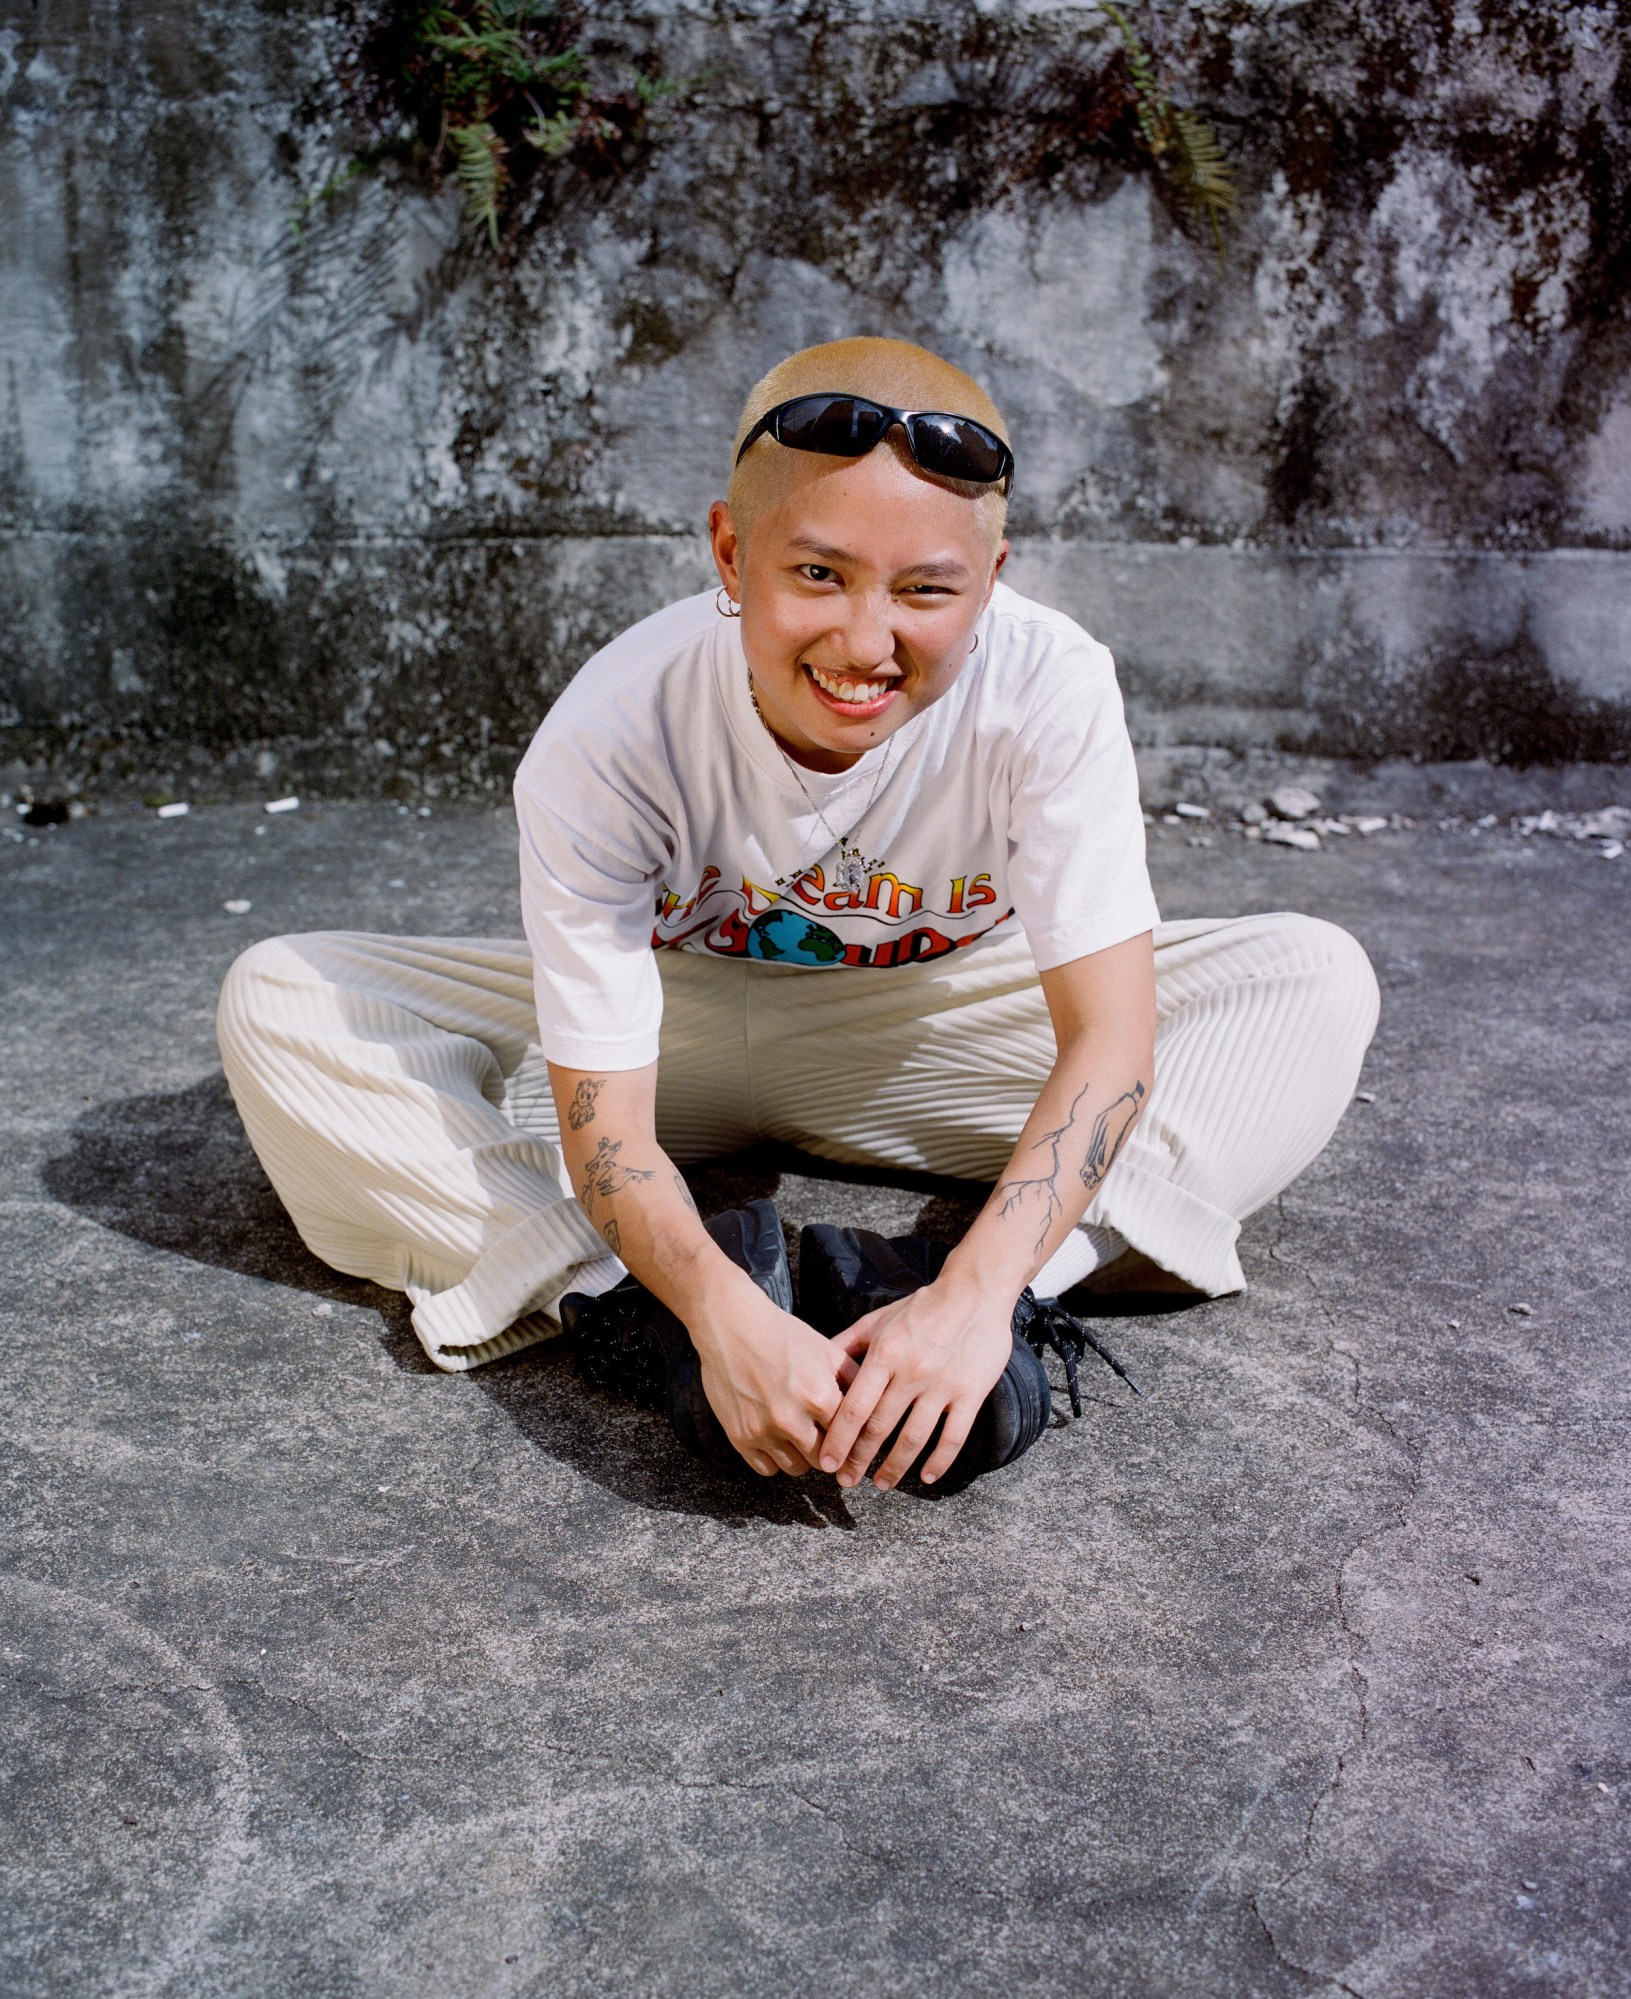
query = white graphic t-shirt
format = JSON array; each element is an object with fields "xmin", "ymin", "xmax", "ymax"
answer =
[{"xmin": 515, "ymin": 582, "xmax": 1159, "ymax": 1069}]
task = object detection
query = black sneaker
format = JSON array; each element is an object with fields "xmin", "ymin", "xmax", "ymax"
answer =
[
  {"xmin": 798, "ymin": 1223, "xmax": 1140, "ymax": 1483},
  {"xmin": 558, "ymin": 1198, "xmax": 793, "ymax": 1474}
]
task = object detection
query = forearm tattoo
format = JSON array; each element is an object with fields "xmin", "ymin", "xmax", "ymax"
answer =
[
  {"xmin": 998, "ymin": 1081, "xmax": 1093, "ymax": 1253},
  {"xmin": 996, "ymin": 1077, "xmax": 1149, "ymax": 1254},
  {"xmin": 567, "ymin": 1077, "xmax": 604, "ymax": 1131},
  {"xmin": 672, "ymin": 1171, "xmax": 699, "ymax": 1215},
  {"xmin": 601, "ymin": 1215, "xmax": 622, "ymax": 1256},
  {"xmin": 1080, "ymin": 1082, "xmax": 1146, "ymax": 1196},
  {"xmin": 578, "ymin": 1136, "xmax": 655, "ymax": 1215}
]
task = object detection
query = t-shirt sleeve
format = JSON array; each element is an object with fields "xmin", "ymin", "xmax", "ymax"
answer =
[
  {"xmin": 515, "ymin": 745, "xmax": 670, "ymax": 1071},
  {"xmin": 1005, "ymin": 635, "xmax": 1160, "ymax": 969}
]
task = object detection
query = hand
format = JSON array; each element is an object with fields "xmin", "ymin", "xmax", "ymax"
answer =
[
  {"xmin": 818, "ymin": 1277, "xmax": 1015, "ymax": 1490},
  {"xmin": 688, "ymin": 1270, "xmax": 846, "ymax": 1478}
]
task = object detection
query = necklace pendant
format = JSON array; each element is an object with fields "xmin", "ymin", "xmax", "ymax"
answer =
[{"xmin": 838, "ymin": 852, "xmax": 866, "ymax": 897}]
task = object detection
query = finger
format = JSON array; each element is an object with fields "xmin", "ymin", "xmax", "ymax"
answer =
[
  {"xmin": 918, "ymin": 1399, "xmax": 978, "ymax": 1486},
  {"xmin": 818, "ymin": 1359, "xmax": 893, "ymax": 1474},
  {"xmin": 809, "ymin": 1376, "xmax": 845, "ymax": 1427},
  {"xmin": 742, "ymin": 1447, "xmax": 780, "ymax": 1477},
  {"xmin": 833, "ymin": 1323, "xmax": 875, "ymax": 1361},
  {"xmin": 874, "ymin": 1399, "xmax": 947, "ymax": 1491},
  {"xmin": 838, "ymin": 1383, "xmax": 916, "ymax": 1488},
  {"xmin": 767, "ymin": 1442, "xmax": 808, "ymax": 1477}
]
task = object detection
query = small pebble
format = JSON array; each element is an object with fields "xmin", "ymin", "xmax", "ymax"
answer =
[
  {"xmin": 388, "ymin": 878, "xmax": 406, "ymax": 889},
  {"xmin": 1354, "ymin": 1090, "xmax": 1376, "ymax": 1103},
  {"xmin": 1598, "ymin": 1782, "xmax": 1611, "ymax": 1794},
  {"xmin": 254, "ymin": 825, "xmax": 267, "ymax": 837},
  {"xmin": 418, "ymin": 806, "xmax": 433, "ymax": 818},
  {"xmin": 1239, "ymin": 802, "xmax": 1268, "ymax": 825},
  {"xmin": 264, "ymin": 796, "xmax": 300, "ymax": 815},
  {"xmin": 1448, "ymin": 1318, "xmax": 1461, "ymax": 1329},
  {"xmin": 155, "ymin": 801, "xmax": 190, "ymax": 819},
  {"xmin": 1351, "ymin": 815, "xmax": 1389, "ymax": 836},
  {"xmin": 1509, "ymin": 1302, "xmax": 1534, "ymax": 1317},
  {"xmin": 1263, "ymin": 822, "xmax": 1321, "ymax": 852},
  {"xmin": 1522, "ymin": 1880, "xmax": 1539, "ymax": 1892},
  {"xmin": 1173, "ymin": 801, "xmax": 1210, "ymax": 820},
  {"xmin": 1187, "ymin": 834, "xmax": 1213, "ymax": 848},
  {"xmin": 1268, "ymin": 784, "xmax": 1322, "ymax": 820},
  {"xmin": 223, "ymin": 899, "xmax": 252, "ymax": 915},
  {"xmin": 312, "ymin": 1301, "xmax": 334, "ymax": 1318}
]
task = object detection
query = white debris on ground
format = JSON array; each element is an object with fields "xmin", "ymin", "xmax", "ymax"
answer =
[
  {"xmin": 223, "ymin": 899, "xmax": 252, "ymax": 914},
  {"xmin": 1263, "ymin": 821, "xmax": 1321, "ymax": 851},
  {"xmin": 155, "ymin": 801, "xmax": 189, "ymax": 819},
  {"xmin": 1140, "ymin": 783, "xmax": 1630, "ymax": 861},
  {"xmin": 264, "ymin": 796, "xmax": 300, "ymax": 815}
]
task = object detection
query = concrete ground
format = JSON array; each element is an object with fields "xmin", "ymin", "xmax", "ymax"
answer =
[{"xmin": 3, "ymin": 772, "xmax": 1629, "ymax": 1999}]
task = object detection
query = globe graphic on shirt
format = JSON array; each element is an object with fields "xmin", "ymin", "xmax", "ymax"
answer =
[{"xmin": 746, "ymin": 908, "xmax": 845, "ymax": 965}]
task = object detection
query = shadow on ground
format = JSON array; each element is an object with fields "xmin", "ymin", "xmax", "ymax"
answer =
[{"xmin": 42, "ymin": 1076, "xmax": 1195, "ymax": 1529}]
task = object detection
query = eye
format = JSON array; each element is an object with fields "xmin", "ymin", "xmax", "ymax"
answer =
[
  {"xmin": 901, "ymin": 582, "xmax": 952, "ymax": 598},
  {"xmin": 797, "ymin": 564, "xmax": 840, "ymax": 585}
]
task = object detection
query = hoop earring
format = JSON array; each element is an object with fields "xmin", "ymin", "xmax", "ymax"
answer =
[
  {"xmin": 715, "ymin": 587, "xmax": 741, "ymax": 619},
  {"xmin": 968, "ymin": 631, "xmax": 980, "ymax": 654}
]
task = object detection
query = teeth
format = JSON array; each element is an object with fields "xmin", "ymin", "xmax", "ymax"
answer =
[{"xmin": 810, "ymin": 665, "xmax": 891, "ymax": 704}]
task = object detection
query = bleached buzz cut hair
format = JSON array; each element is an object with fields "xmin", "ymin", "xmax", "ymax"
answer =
[{"xmin": 727, "ymin": 336, "xmax": 1011, "ymax": 551}]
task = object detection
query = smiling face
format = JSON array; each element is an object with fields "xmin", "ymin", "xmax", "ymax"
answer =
[{"xmin": 709, "ymin": 444, "xmax": 1008, "ymax": 774}]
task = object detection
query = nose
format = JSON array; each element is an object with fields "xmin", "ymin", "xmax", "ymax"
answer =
[{"xmin": 831, "ymin": 588, "xmax": 897, "ymax": 672}]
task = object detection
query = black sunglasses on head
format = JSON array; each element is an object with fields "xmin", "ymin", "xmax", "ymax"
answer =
[{"xmin": 735, "ymin": 392, "xmax": 1015, "ymax": 495}]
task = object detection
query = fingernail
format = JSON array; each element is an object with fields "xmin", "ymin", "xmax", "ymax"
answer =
[
  {"xmin": 837, "ymin": 1473, "xmax": 854, "ymax": 1489},
  {"xmin": 819, "ymin": 1456, "xmax": 836, "ymax": 1472},
  {"xmin": 921, "ymin": 1471, "xmax": 936, "ymax": 1484}
]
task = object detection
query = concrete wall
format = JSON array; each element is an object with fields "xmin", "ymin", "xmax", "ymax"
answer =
[{"xmin": 2, "ymin": 0, "xmax": 1628, "ymax": 795}]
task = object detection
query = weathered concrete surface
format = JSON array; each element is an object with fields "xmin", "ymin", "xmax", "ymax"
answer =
[
  {"xmin": 2, "ymin": 0, "xmax": 1630, "ymax": 793},
  {"xmin": 3, "ymin": 780, "xmax": 1629, "ymax": 1997}
]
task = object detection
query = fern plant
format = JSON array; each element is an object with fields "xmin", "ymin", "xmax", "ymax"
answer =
[
  {"xmin": 1102, "ymin": 3, "xmax": 1235, "ymax": 262},
  {"xmin": 307, "ymin": 1, "xmax": 682, "ymax": 252}
]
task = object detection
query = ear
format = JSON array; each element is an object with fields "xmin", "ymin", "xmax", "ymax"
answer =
[
  {"xmin": 979, "ymin": 538, "xmax": 1010, "ymax": 610},
  {"xmin": 709, "ymin": 501, "xmax": 743, "ymax": 599}
]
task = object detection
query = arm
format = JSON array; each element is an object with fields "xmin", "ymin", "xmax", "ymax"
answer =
[
  {"xmin": 817, "ymin": 930, "xmax": 1156, "ymax": 1489},
  {"xmin": 548, "ymin": 1061, "xmax": 843, "ymax": 1477}
]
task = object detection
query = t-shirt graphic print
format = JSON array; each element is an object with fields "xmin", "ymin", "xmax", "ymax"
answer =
[{"xmin": 515, "ymin": 584, "xmax": 1159, "ymax": 1071}]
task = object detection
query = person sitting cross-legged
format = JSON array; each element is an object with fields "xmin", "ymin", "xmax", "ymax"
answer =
[{"xmin": 218, "ymin": 336, "xmax": 1379, "ymax": 1491}]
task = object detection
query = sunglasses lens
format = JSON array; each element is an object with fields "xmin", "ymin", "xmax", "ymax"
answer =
[
  {"xmin": 776, "ymin": 395, "xmax": 888, "ymax": 456},
  {"xmin": 908, "ymin": 413, "xmax": 1008, "ymax": 484}
]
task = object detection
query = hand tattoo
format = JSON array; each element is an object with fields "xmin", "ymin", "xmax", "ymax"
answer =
[
  {"xmin": 997, "ymin": 1081, "xmax": 1092, "ymax": 1254},
  {"xmin": 1080, "ymin": 1082, "xmax": 1146, "ymax": 1196},
  {"xmin": 578, "ymin": 1137, "xmax": 655, "ymax": 1215},
  {"xmin": 567, "ymin": 1078, "xmax": 604, "ymax": 1131}
]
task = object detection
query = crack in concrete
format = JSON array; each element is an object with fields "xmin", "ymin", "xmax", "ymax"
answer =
[{"xmin": 1244, "ymin": 1214, "xmax": 1427, "ymax": 1996}]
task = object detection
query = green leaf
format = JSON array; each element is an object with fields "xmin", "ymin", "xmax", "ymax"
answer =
[{"xmin": 448, "ymin": 119, "xmax": 506, "ymax": 246}]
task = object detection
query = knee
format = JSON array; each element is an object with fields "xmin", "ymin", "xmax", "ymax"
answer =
[
  {"xmin": 1269, "ymin": 913, "xmax": 1381, "ymax": 1051},
  {"xmin": 216, "ymin": 933, "xmax": 326, "ymax": 1065}
]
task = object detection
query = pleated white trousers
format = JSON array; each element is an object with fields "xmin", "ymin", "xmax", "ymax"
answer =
[{"xmin": 216, "ymin": 915, "xmax": 1379, "ymax": 1372}]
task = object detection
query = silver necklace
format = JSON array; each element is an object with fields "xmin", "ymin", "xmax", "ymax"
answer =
[{"xmin": 748, "ymin": 667, "xmax": 897, "ymax": 898}]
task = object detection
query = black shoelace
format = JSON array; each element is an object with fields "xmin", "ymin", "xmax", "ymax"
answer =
[{"xmin": 1020, "ymin": 1295, "xmax": 1141, "ymax": 1416}]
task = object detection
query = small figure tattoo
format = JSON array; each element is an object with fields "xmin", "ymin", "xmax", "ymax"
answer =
[
  {"xmin": 1080, "ymin": 1081, "xmax": 1146, "ymax": 1196},
  {"xmin": 567, "ymin": 1078, "xmax": 605, "ymax": 1131},
  {"xmin": 578, "ymin": 1137, "xmax": 655, "ymax": 1215},
  {"xmin": 672, "ymin": 1172, "xmax": 699, "ymax": 1215},
  {"xmin": 602, "ymin": 1216, "xmax": 622, "ymax": 1256}
]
